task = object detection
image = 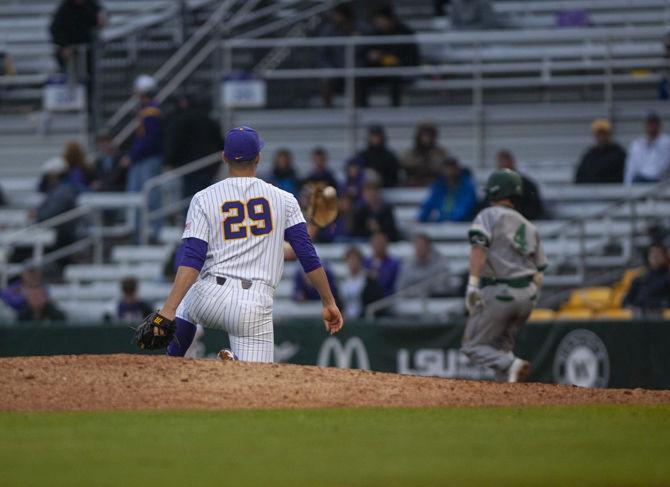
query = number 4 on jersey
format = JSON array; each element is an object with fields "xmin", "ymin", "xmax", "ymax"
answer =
[
  {"xmin": 513, "ymin": 223, "xmax": 527, "ymax": 254},
  {"xmin": 221, "ymin": 198, "xmax": 273, "ymax": 240}
]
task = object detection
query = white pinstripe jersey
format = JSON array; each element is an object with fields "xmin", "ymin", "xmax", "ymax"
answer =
[{"xmin": 182, "ymin": 177, "xmax": 305, "ymax": 288}]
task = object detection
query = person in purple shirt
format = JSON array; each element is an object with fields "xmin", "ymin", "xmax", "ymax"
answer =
[
  {"xmin": 363, "ymin": 232, "xmax": 400, "ymax": 297},
  {"xmin": 115, "ymin": 277, "xmax": 153, "ymax": 323},
  {"xmin": 0, "ymin": 268, "xmax": 45, "ymax": 311},
  {"xmin": 293, "ymin": 262, "xmax": 340, "ymax": 303},
  {"xmin": 122, "ymin": 75, "xmax": 164, "ymax": 240}
]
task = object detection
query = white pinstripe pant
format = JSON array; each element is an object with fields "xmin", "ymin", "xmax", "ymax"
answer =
[{"xmin": 176, "ymin": 277, "xmax": 274, "ymax": 362}]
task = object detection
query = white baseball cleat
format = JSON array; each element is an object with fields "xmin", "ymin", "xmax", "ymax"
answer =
[
  {"xmin": 508, "ymin": 358, "xmax": 531, "ymax": 383},
  {"xmin": 217, "ymin": 349, "xmax": 238, "ymax": 361}
]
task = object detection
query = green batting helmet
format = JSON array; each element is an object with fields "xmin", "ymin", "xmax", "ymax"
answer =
[{"xmin": 485, "ymin": 169, "xmax": 523, "ymax": 201}]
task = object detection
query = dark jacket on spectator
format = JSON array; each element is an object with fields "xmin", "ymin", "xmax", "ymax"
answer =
[
  {"xmin": 623, "ymin": 268, "xmax": 670, "ymax": 311},
  {"xmin": 364, "ymin": 255, "xmax": 400, "ymax": 297},
  {"xmin": 130, "ymin": 101, "xmax": 164, "ymax": 162},
  {"xmin": 517, "ymin": 173, "xmax": 546, "ymax": 221},
  {"xmin": 36, "ymin": 178, "xmax": 78, "ymax": 248},
  {"xmin": 18, "ymin": 302, "xmax": 66, "ymax": 322},
  {"xmin": 353, "ymin": 147, "xmax": 401, "ymax": 187},
  {"xmin": 303, "ymin": 169, "xmax": 339, "ymax": 191},
  {"xmin": 94, "ymin": 152, "xmax": 126, "ymax": 191},
  {"xmin": 575, "ymin": 143, "xmax": 626, "ymax": 184},
  {"xmin": 50, "ymin": 0, "xmax": 101, "ymax": 47},
  {"xmin": 352, "ymin": 203, "xmax": 399, "ymax": 241}
]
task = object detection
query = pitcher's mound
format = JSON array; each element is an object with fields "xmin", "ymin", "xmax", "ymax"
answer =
[{"xmin": 1, "ymin": 354, "xmax": 668, "ymax": 411}]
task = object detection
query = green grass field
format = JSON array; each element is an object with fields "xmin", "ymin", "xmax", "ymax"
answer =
[{"xmin": 1, "ymin": 406, "xmax": 669, "ymax": 486}]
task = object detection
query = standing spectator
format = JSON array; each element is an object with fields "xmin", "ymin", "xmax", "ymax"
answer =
[
  {"xmin": 17, "ymin": 286, "xmax": 66, "ymax": 322},
  {"xmin": 123, "ymin": 75, "xmax": 164, "ymax": 239},
  {"xmin": 293, "ymin": 263, "xmax": 340, "ymax": 303},
  {"xmin": 575, "ymin": 119, "xmax": 626, "ymax": 184},
  {"xmin": 1, "ymin": 268, "xmax": 45, "ymax": 312},
  {"xmin": 50, "ymin": 0, "xmax": 106, "ymax": 88},
  {"xmin": 356, "ymin": 6, "xmax": 418, "ymax": 107},
  {"xmin": 92, "ymin": 131, "xmax": 126, "ymax": 191},
  {"xmin": 418, "ymin": 157, "xmax": 478, "ymax": 222},
  {"xmin": 266, "ymin": 149, "xmax": 300, "ymax": 197},
  {"xmin": 352, "ymin": 125, "xmax": 401, "ymax": 187},
  {"xmin": 352, "ymin": 181, "xmax": 399, "ymax": 241},
  {"xmin": 401, "ymin": 122, "xmax": 449, "ymax": 186},
  {"xmin": 116, "ymin": 277, "xmax": 153, "ymax": 323},
  {"xmin": 364, "ymin": 232, "xmax": 400, "ymax": 297},
  {"xmin": 623, "ymin": 243, "xmax": 670, "ymax": 316},
  {"xmin": 397, "ymin": 234, "xmax": 451, "ymax": 297},
  {"xmin": 164, "ymin": 95, "xmax": 223, "ymax": 200},
  {"xmin": 36, "ymin": 157, "xmax": 78, "ymax": 250},
  {"xmin": 496, "ymin": 150, "xmax": 546, "ymax": 220},
  {"xmin": 624, "ymin": 112, "xmax": 670, "ymax": 184},
  {"xmin": 317, "ymin": 4, "xmax": 365, "ymax": 107},
  {"xmin": 341, "ymin": 247, "xmax": 368, "ymax": 318},
  {"xmin": 303, "ymin": 147, "xmax": 339, "ymax": 189}
]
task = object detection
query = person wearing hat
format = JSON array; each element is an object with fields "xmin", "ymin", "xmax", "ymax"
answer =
[
  {"xmin": 122, "ymin": 74, "xmax": 164, "ymax": 239},
  {"xmin": 575, "ymin": 119, "xmax": 626, "ymax": 184},
  {"xmin": 624, "ymin": 112, "xmax": 670, "ymax": 185},
  {"xmin": 401, "ymin": 121, "xmax": 449, "ymax": 186}
]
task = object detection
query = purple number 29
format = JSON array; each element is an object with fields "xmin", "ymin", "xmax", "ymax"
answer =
[{"xmin": 221, "ymin": 198, "xmax": 273, "ymax": 240}]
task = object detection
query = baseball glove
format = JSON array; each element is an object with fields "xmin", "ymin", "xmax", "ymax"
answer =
[
  {"xmin": 305, "ymin": 183, "xmax": 338, "ymax": 228},
  {"xmin": 133, "ymin": 312, "xmax": 177, "ymax": 350}
]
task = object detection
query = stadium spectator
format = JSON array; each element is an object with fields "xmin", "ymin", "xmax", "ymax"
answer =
[
  {"xmin": 575, "ymin": 119, "xmax": 626, "ymax": 184},
  {"xmin": 0, "ymin": 182, "xmax": 6, "ymax": 207},
  {"xmin": 418, "ymin": 157, "xmax": 477, "ymax": 222},
  {"xmin": 364, "ymin": 232, "xmax": 400, "ymax": 297},
  {"xmin": 317, "ymin": 4, "xmax": 365, "ymax": 107},
  {"xmin": 302, "ymin": 147, "xmax": 339, "ymax": 189},
  {"xmin": 17, "ymin": 286, "xmax": 65, "ymax": 322},
  {"xmin": 293, "ymin": 263, "xmax": 340, "ymax": 304},
  {"xmin": 50, "ymin": 0, "xmax": 105, "ymax": 90},
  {"xmin": 92, "ymin": 132, "xmax": 126, "ymax": 192},
  {"xmin": 1, "ymin": 268, "xmax": 45, "ymax": 312},
  {"xmin": 0, "ymin": 48, "xmax": 16, "ymax": 76},
  {"xmin": 62, "ymin": 141, "xmax": 93, "ymax": 193},
  {"xmin": 341, "ymin": 247, "xmax": 367, "ymax": 318},
  {"xmin": 555, "ymin": 9, "xmax": 592, "ymax": 28},
  {"xmin": 352, "ymin": 180, "xmax": 399, "ymax": 241},
  {"xmin": 623, "ymin": 243, "xmax": 670, "ymax": 316},
  {"xmin": 450, "ymin": 0, "xmax": 499, "ymax": 30},
  {"xmin": 115, "ymin": 277, "xmax": 153, "ymax": 323},
  {"xmin": 496, "ymin": 150, "xmax": 546, "ymax": 220},
  {"xmin": 401, "ymin": 122, "xmax": 449, "ymax": 186},
  {"xmin": 351, "ymin": 125, "xmax": 401, "ymax": 187},
  {"xmin": 624, "ymin": 112, "xmax": 670, "ymax": 185},
  {"xmin": 123, "ymin": 75, "xmax": 164, "ymax": 239},
  {"xmin": 164, "ymin": 95, "xmax": 223, "ymax": 200},
  {"xmin": 266, "ymin": 148, "xmax": 300, "ymax": 197},
  {"xmin": 36, "ymin": 157, "xmax": 78, "ymax": 250},
  {"xmin": 397, "ymin": 234, "xmax": 451, "ymax": 297},
  {"xmin": 356, "ymin": 6, "xmax": 418, "ymax": 107}
]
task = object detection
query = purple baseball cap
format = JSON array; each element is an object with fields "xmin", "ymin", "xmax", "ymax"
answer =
[{"xmin": 223, "ymin": 126, "xmax": 265, "ymax": 162}]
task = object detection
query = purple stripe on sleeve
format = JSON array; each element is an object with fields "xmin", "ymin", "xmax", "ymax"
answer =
[
  {"xmin": 284, "ymin": 222, "xmax": 322, "ymax": 273},
  {"xmin": 179, "ymin": 237, "xmax": 208, "ymax": 271}
]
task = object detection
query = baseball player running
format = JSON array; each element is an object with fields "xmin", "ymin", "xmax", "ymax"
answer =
[
  {"xmin": 461, "ymin": 169, "xmax": 547, "ymax": 382},
  {"xmin": 136, "ymin": 126, "xmax": 343, "ymax": 362}
]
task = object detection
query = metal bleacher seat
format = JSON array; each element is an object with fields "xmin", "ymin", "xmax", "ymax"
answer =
[{"xmin": 64, "ymin": 263, "xmax": 164, "ymax": 284}]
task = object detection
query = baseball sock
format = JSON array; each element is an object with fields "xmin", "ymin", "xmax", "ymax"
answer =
[{"xmin": 167, "ymin": 318, "xmax": 196, "ymax": 357}]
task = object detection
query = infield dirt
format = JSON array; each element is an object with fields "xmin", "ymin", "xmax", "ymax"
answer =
[{"xmin": 1, "ymin": 354, "xmax": 669, "ymax": 411}]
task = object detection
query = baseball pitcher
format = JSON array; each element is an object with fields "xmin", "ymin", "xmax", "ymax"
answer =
[
  {"xmin": 461, "ymin": 169, "xmax": 547, "ymax": 382},
  {"xmin": 135, "ymin": 126, "xmax": 343, "ymax": 362}
]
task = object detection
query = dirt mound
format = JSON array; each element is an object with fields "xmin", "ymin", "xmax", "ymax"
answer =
[{"xmin": 1, "ymin": 354, "xmax": 669, "ymax": 412}]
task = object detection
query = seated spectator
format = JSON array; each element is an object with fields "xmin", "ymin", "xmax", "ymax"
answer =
[
  {"xmin": 496, "ymin": 150, "xmax": 546, "ymax": 221},
  {"xmin": 36, "ymin": 157, "xmax": 78, "ymax": 250},
  {"xmin": 1, "ymin": 268, "xmax": 44, "ymax": 312},
  {"xmin": 17, "ymin": 286, "xmax": 65, "ymax": 322},
  {"xmin": 352, "ymin": 180, "xmax": 399, "ymax": 241},
  {"xmin": 351, "ymin": 125, "xmax": 401, "ymax": 187},
  {"xmin": 317, "ymin": 4, "xmax": 365, "ymax": 107},
  {"xmin": 92, "ymin": 131, "xmax": 126, "ymax": 191},
  {"xmin": 267, "ymin": 149, "xmax": 300, "ymax": 197},
  {"xmin": 624, "ymin": 112, "xmax": 670, "ymax": 184},
  {"xmin": 293, "ymin": 263, "xmax": 340, "ymax": 303},
  {"xmin": 0, "ymin": 48, "xmax": 16, "ymax": 75},
  {"xmin": 450, "ymin": 0, "xmax": 500, "ymax": 30},
  {"xmin": 302, "ymin": 147, "xmax": 339, "ymax": 189},
  {"xmin": 575, "ymin": 119, "xmax": 626, "ymax": 184},
  {"xmin": 418, "ymin": 157, "xmax": 477, "ymax": 222},
  {"xmin": 356, "ymin": 6, "xmax": 418, "ymax": 107},
  {"xmin": 623, "ymin": 243, "xmax": 670, "ymax": 316},
  {"xmin": 364, "ymin": 232, "xmax": 400, "ymax": 297},
  {"xmin": 397, "ymin": 234, "xmax": 451, "ymax": 297},
  {"xmin": 341, "ymin": 247, "xmax": 367, "ymax": 318},
  {"xmin": 116, "ymin": 277, "xmax": 153, "ymax": 323},
  {"xmin": 401, "ymin": 122, "xmax": 448, "ymax": 186},
  {"xmin": 38, "ymin": 142, "xmax": 93, "ymax": 195}
]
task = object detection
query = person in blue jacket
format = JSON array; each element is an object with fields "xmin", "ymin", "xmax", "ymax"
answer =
[{"xmin": 418, "ymin": 157, "xmax": 478, "ymax": 222}]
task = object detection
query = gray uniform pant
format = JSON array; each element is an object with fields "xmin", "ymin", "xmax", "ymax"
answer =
[{"xmin": 461, "ymin": 283, "xmax": 537, "ymax": 377}]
